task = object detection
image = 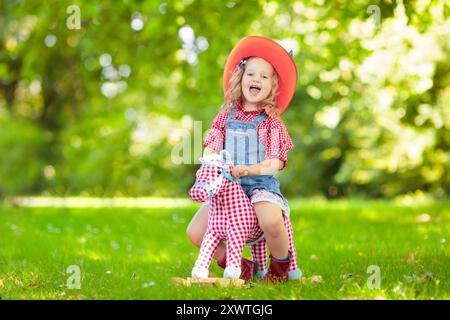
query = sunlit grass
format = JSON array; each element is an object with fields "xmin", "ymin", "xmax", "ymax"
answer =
[
  {"xmin": 8, "ymin": 196, "xmax": 193, "ymax": 208},
  {"xmin": 0, "ymin": 199, "xmax": 448, "ymax": 300}
]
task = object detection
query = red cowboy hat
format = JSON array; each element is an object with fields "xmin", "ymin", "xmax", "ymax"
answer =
[{"xmin": 222, "ymin": 35, "xmax": 298, "ymax": 115}]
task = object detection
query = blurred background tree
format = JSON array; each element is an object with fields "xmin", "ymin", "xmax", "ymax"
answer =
[{"xmin": 0, "ymin": 0, "xmax": 448, "ymax": 198}]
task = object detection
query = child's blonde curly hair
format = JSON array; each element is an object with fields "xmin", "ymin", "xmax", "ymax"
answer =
[{"xmin": 220, "ymin": 57, "xmax": 280, "ymax": 117}]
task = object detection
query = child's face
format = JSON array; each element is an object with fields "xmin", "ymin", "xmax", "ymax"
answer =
[{"xmin": 241, "ymin": 57, "xmax": 274, "ymax": 105}]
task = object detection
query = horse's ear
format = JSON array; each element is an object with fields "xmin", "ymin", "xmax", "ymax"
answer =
[
  {"xmin": 198, "ymin": 157, "xmax": 204, "ymax": 164},
  {"xmin": 220, "ymin": 150, "xmax": 233, "ymax": 166}
]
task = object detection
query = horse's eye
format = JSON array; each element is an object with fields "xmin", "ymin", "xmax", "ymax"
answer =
[{"xmin": 217, "ymin": 169, "xmax": 222, "ymax": 175}]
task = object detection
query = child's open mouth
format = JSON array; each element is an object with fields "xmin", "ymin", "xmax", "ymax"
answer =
[{"xmin": 249, "ymin": 85, "xmax": 261, "ymax": 96}]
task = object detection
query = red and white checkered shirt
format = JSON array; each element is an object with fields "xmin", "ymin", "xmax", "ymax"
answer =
[{"xmin": 203, "ymin": 104, "xmax": 294, "ymax": 169}]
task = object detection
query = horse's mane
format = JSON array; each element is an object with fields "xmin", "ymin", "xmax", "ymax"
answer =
[
  {"xmin": 203, "ymin": 153, "xmax": 226, "ymax": 164},
  {"xmin": 202, "ymin": 153, "xmax": 222, "ymax": 162},
  {"xmin": 201, "ymin": 152, "xmax": 234, "ymax": 168}
]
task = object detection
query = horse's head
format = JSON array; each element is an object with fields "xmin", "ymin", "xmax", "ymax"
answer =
[{"xmin": 189, "ymin": 150, "xmax": 235, "ymax": 203}]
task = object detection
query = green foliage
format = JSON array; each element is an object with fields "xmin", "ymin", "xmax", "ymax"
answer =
[
  {"xmin": 0, "ymin": 116, "xmax": 46, "ymax": 195},
  {"xmin": 0, "ymin": 0, "xmax": 449, "ymax": 197}
]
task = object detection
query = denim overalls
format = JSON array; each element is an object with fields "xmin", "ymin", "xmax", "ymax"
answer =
[{"xmin": 224, "ymin": 108, "xmax": 288, "ymax": 204}]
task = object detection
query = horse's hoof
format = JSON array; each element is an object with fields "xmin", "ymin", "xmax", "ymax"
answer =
[
  {"xmin": 223, "ymin": 267, "xmax": 241, "ymax": 279},
  {"xmin": 191, "ymin": 267, "xmax": 209, "ymax": 278},
  {"xmin": 288, "ymin": 268, "xmax": 302, "ymax": 280}
]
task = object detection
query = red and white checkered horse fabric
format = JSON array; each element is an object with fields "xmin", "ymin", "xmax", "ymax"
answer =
[
  {"xmin": 190, "ymin": 156, "xmax": 299, "ymax": 273},
  {"xmin": 190, "ymin": 157, "xmax": 266, "ymax": 272}
]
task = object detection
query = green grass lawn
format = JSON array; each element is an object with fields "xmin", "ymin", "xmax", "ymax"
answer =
[{"xmin": 0, "ymin": 198, "xmax": 448, "ymax": 300}]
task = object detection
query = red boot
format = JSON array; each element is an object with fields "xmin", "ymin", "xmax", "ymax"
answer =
[
  {"xmin": 216, "ymin": 255, "xmax": 258, "ymax": 283},
  {"xmin": 240, "ymin": 258, "xmax": 258, "ymax": 283},
  {"xmin": 259, "ymin": 255, "xmax": 290, "ymax": 284}
]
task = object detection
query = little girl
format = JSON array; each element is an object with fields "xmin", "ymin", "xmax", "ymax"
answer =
[{"xmin": 186, "ymin": 36, "xmax": 301, "ymax": 283}]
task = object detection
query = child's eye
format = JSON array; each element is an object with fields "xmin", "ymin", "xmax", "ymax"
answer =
[{"xmin": 247, "ymin": 73, "xmax": 253, "ymax": 76}]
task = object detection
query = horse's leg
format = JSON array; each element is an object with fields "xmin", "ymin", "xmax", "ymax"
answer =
[
  {"xmin": 223, "ymin": 230, "xmax": 246, "ymax": 279},
  {"xmin": 283, "ymin": 216, "xmax": 302, "ymax": 280},
  {"xmin": 192, "ymin": 229, "xmax": 221, "ymax": 278},
  {"xmin": 251, "ymin": 238, "xmax": 268, "ymax": 279}
]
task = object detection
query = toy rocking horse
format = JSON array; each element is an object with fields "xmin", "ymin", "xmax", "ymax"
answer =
[{"xmin": 189, "ymin": 150, "xmax": 301, "ymax": 282}]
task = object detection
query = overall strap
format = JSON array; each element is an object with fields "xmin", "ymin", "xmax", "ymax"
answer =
[
  {"xmin": 252, "ymin": 112, "xmax": 268, "ymax": 127},
  {"xmin": 226, "ymin": 108, "xmax": 238, "ymax": 122}
]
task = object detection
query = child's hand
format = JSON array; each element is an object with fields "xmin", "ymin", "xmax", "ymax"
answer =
[{"xmin": 232, "ymin": 165, "xmax": 250, "ymax": 180}]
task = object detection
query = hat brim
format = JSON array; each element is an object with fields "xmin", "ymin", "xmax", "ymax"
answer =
[{"xmin": 222, "ymin": 36, "xmax": 298, "ymax": 115}]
